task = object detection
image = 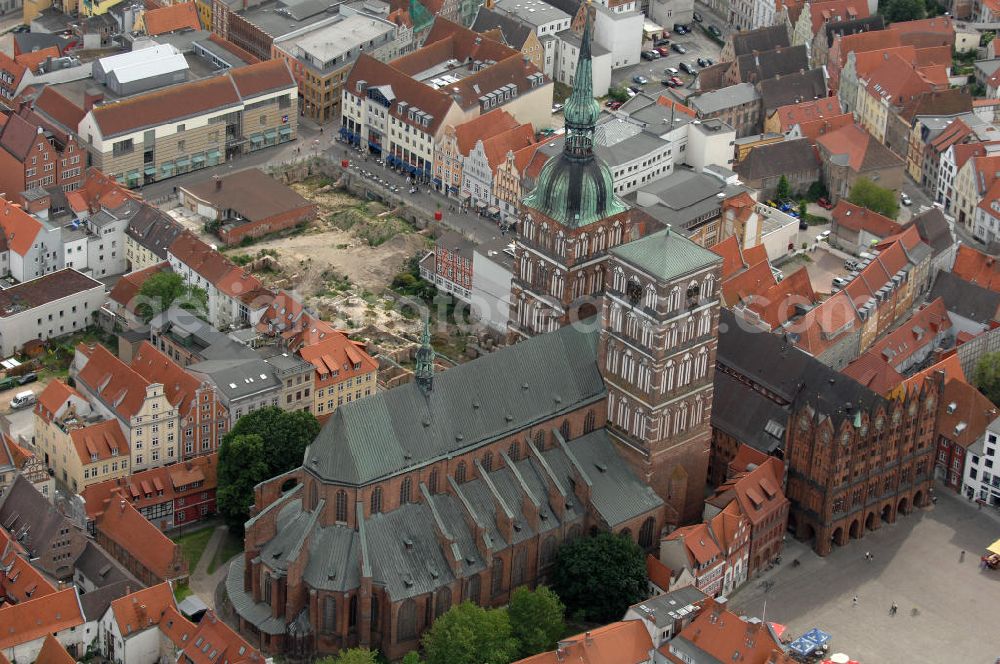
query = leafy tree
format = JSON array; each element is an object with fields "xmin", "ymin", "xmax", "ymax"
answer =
[
  {"xmin": 421, "ymin": 602, "xmax": 519, "ymax": 664},
  {"xmin": 607, "ymin": 86, "xmax": 630, "ymax": 103},
  {"xmin": 551, "ymin": 532, "xmax": 647, "ymax": 623},
  {"xmin": 508, "ymin": 586, "xmax": 566, "ymax": 657},
  {"xmin": 974, "ymin": 352, "xmax": 1000, "ymax": 407},
  {"xmin": 316, "ymin": 649, "xmax": 379, "ymax": 664},
  {"xmin": 879, "ymin": 0, "xmax": 925, "ymax": 22},
  {"xmin": 798, "ymin": 200, "xmax": 808, "ymax": 221},
  {"xmin": 217, "ymin": 434, "xmax": 270, "ymax": 531},
  {"xmin": 848, "ymin": 178, "xmax": 900, "ymax": 219},
  {"xmin": 400, "ymin": 653, "xmax": 423, "ymax": 664},
  {"xmin": 776, "ymin": 175, "xmax": 791, "ymax": 200},
  {"xmin": 806, "ymin": 180, "xmax": 828, "ymax": 202},
  {"xmin": 217, "ymin": 407, "xmax": 320, "ymax": 530},
  {"xmin": 134, "ymin": 271, "xmax": 208, "ymax": 323}
]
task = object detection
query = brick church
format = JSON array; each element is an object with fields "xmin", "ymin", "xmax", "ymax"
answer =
[{"xmin": 228, "ymin": 15, "xmax": 723, "ymax": 660}]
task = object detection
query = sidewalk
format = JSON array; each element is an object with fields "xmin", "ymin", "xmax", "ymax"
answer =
[{"xmin": 189, "ymin": 525, "xmax": 228, "ymax": 610}]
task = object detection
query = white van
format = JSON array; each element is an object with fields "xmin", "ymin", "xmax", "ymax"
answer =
[{"xmin": 10, "ymin": 390, "xmax": 35, "ymax": 410}]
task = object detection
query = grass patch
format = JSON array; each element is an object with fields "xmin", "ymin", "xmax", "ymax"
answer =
[
  {"xmin": 174, "ymin": 527, "xmax": 215, "ymax": 569},
  {"xmin": 207, "ymin": 528, "xmax": 244, "ymax": 574},
  {"xmin": 174, "ymin": 582, "xmax": 193, "ymax": 602},
  {"xmin": 803, "ymin": 213, "xmax": 827, "ymax": 226}
]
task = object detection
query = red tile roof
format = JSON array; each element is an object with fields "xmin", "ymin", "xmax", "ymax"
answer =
[
  {"xmin": 229, "ymin": 59, "xmax": 295, "ymax": 98},
  {"xmin": 937, "ymin": 377, "xmax": 998, "ymax": 449},
  {"xmin": 95, "ymin": 499, "xmax": 187, "ymax": 581},
  {"xmin": 0, "ymin": 526, "xmax": 58, "ymax": 605},
  {"xmin": 831, "ymin": 200, "xmax": 903, "ymax": 237},
  {"xmin": 35, "ymin": 379, "xmax": 85, "ymax": 423},
  {"xmin": 0, "ymin": 52, "xmax": 27, "ymax": 100},
  {"xmin": 661, "ymin": 598, "xmax": 790, "ymax": 664},
  {"xmin": 710, "ymin": 236, "xmax": 745, "ymax": 280},
  {"xmin": 0, "ymin": 588, "xmax": 84, "ymax": 649},
  {"xmin": 889, "ymin": 351, "xmax": 965, "ymax": 400},
  {"xmin": 300, "ymin": 331, "xmax": 378, "ymax": 380},
  {"xmin": 841, "ymin": 351, "xmax": 904, "ymax": 393},
  {"xmin": 206, "ymin": 34, "xmax": 259, "ymax": 65},
  {"xmin": 178, "ymin": 609, "xmax": 263, "ymax": 664},
  {"xmin": 795, "ymin": 112, "xmax": 854, "ymax": 144},
  {"xmin": 869, "ymin": 297, "xmax": 951, "ymax": 365},
  {"xmin": 76, "ymin": 343, "xmax": 151, "ymax": 421},
  {"xmin": 808, "ymin": 0, "xmax": 867, "ymax": 34},
  {"xmin": 664, "ymin": 522, "xmax": 721, "ymax": 566},
  {"xmin": 0, "ymin": 112, "xmax": 43, "ymax": 160},
  {"xmin": 729, "ymin": 444, "xmax": 770, "ymax": 474},
  {"xmin": 482, "ymin": 123, "xmax": 536, "ymax": 170},
  {"xmin": 68, "ymin": 170, "xmax": 140, "ymax": 215},
  {"xmin": 887, "ymin": 16, "xmax": 955, "ymax": 39},
  {"xmin": 109, "ymin": 583, "xmax": 176, "ymax": 636},
  {"xmin": 108, "ymin": 262, "xmax": 170, "ymax": 313},
  {"xmin": 816, "ymin": 122, "xmax": 902, "ymax": 173},
  {"xmin": 143, "ymin": 1, "xmax": 201, "ymax": 35},
  {"xmin": 30, "ymin": 86, "xmax": 85, "ymax": 137},
  {"xmin": 69, "ymin": 419, "xmax": 129, "ymax": 467},
  {"xmin": 34, "ymin": 635, "xmax": 75, "ymax": 664},
  {"xmin": 792, "ymin": 289, "xmax": 858, "ymax": 356},
  {"xmin": 130, "ymin": 341, "xmax": 205, "ymax": 416},
  {"xmin": 80, "ymin": 454, "xmax": 217, "ymax": 521},
  {"xmin": 14, "ymin": 47, "xmax": 59, "ymax": 74},
  {"xmin": 0, "ymin": 196, "xmax": 43, "ymax": 256},
  {"xmin": 256, "ymin": 290, "xmax": 338, "ymax": 350},
  {"xmin": 655, "ymin": 96, "xmax": 697, "ymax": 117},
  {"xmin": 168, "ymin": 231, "xmax": 264, "ymax": 302},
  {"xmin": 646, "ymin": 554, "xmax": 673, "ymax": 591},
  {"xmin": 744, "ymin": 266, "xmax": 818, "ymax": 329},
  {"xmin": 771, "ymin": 96, "xmax": 843, "ymax": 132},
  {"xmin": 715, "ymin": 457, "xmax": 786, "ymax": 527},
  {"xmin": 516, "ymin": 620, "xmax": 653, "ymax": 664},
  {"xmin": 708, "ymin": 499, "xmax": 747, "ymax": 554},
  {"xmin": 722, "ymin": 259, "xmax": 777, "ymax": 306},
  {"xmin": 861, "ymin": 53, "xmax": 940, "ymax": 107},
  {"xmin": 454, "ymin": 108, "xmax": 517, "ymax": 155},
  {"xmin": 952, "ymin": 244, "xmax": 1000, "ymax": 292}
]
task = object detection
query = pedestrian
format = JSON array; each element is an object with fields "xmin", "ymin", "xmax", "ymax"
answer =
[
  {"xmin": 852, "ymin": 596, "xmax": 858, "ymax": 607},
  {"xmin": 890, "ymin": 602, "xmax": 897, "ymax": 616},
  {"xmin": 960, "ymin": 550, "xmax": 966, "ymax": 562}
]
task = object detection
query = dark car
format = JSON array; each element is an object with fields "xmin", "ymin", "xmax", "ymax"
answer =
[
  {"xmin": 671, "ymin": 43, "xmax": 686, "ymax": 53},
  {"xmin": 708, "ymin": 25, "xmax": 722, "ymax": 37},
  {"xmin": 641, "ymin": 50, "xmax": 656, "ymax": 60},
  {"xmin": 17, "ymin": 372, "xmax": 37, "ymax": 386},
  {"xmin": 673, "ymin": 23, "xmax": 688, "ymax": 33},
  {"xmin": 680, "ymin": 62, "xmax": 697, "ymax": 75},
  {"xmin": 628, "ymin": 85, "xmax": 642, "ymax": 94},
  {"xmin": 632, "ymin": 75, "xmax": 649, "ymax": 85},
  {"xmin": 12, "ymin": 25, "xmax": 29, "ymax": 33},
  {"xmin": 692, "ymin": 10, "xmax": 703, "ymax": 21},
  {"xmin": 662, "ymin": 78, "xmax": 678, "ymax": 87},
  {"xmin": 654, "ymin": 35, "xmax": 671, "ymax": 46},
  {"xmin": 697, "ymin": 57, "xmax": 709, "ymax": 67}
]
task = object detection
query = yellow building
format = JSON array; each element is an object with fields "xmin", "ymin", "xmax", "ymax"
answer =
[
  {"xmin": 80, "ymin": 0, "xmax": 126, "ymax": 16},
  {"xmin": 299, "ymin": 334, "xmax": 378, "ymax": 421}
]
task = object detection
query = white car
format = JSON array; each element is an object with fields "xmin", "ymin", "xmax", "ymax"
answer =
[
  {"xmin": 816, "ymin": 230, "xmax": 831, "ymax": 242},
  {"xmin": 900, "ymin": 192, "xmax": 912, "ymax": 206}
]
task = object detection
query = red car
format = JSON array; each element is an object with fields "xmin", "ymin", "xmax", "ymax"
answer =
[
  {"xmin": 606, "ymin": 100, "xmax": 623, "ymax": 110},
  {"xmin": 817, "ymin": 197, "xmax": 833, "ymax": 209},
  {"xmin": 656, "ymin": 46, "xmax": 671, "ymax": 56},
  {"xmin": 669, "ymin": 76, "xmax": 683, "ymax": 86}
]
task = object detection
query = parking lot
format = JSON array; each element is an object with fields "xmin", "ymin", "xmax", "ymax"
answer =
[
  {"xmin": 801, "ymin": 245, "xmax": 848, "ymax": 296},
  {"xmin": 610, "ymin": 19, "xmax": 726, "ymax": 101}
]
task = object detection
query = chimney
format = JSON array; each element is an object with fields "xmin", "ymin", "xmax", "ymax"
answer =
[
  {"xmin": 137, "ymin": 604, "xmax": 147, "ymax": 625},
  {"xmin": 214, "ymin": 175, "xmax": 222, "ymax": 191},
  {"xmin": 84, "ymin": 88, "xmax": 104, "ymax": 113},
  {"xmin": 584, "ymin": 631, "xmax": 593, "ymax": 645},
  {"xmin": 119, "ymin": 499, "xmax": 126, "ymax": 512}
]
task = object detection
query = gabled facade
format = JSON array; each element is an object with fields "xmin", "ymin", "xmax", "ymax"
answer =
[{"xmin": 0, "ymin": 113, "xmax": 83, "ymax": 198}]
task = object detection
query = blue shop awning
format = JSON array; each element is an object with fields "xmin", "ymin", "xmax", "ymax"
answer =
[
  {"xmin": 339, "ymin": 127, "xmax": 349, "ymax": 137},
  {"xmin": 448, "ymin": 185, "xmax": 459, "ymax": 194},
  {"xmin": 432, "ymin": 177, "xmax": 442, "ymax": 186}
]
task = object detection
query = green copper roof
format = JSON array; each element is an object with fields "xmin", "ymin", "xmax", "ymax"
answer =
[
  {"xmin": 522, "ymin": 9, "xmax": 627, "ymax": 228},
  {"xmin": 610, "ymin": 227, "xmax": 721, "ymax": 281},
  {"xmin": 409, "ymin": 0, "xmax": 434, "ymax": 31}
]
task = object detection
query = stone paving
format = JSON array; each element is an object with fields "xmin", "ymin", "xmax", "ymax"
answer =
[{"xmin": 728, "ymin": 488, "xmax": 1000, "ymax": 663}]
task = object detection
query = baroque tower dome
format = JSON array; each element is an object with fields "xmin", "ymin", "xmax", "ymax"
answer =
[{"xmin": 521, "ymin": 6, "xmax": 627, "ymax": 228}]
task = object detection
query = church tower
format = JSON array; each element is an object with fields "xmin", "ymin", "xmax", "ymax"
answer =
[
  {"xmin": 599, "ymin": 227, "xmax": 723, "ymax": 525},
  {"xmin": 508, "ymin": 11, "xmax": 651, "ymax": 339}
]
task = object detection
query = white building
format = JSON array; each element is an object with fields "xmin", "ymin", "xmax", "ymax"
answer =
[
  {"xmin": 471, "ymin": 237, "xmax": 516, "ymax": 333},
  {"xmin": 494, "ymin": 0, "xmax": 571, "ymax": 79},
  {"xmin": 964, "ymin": 415, "xmax": 1000, "ymax": 506},
  {"xmin": 592, "ymin": 2, "xmax": 644, "ymax": 70},
  {"xmin": 554, "ymin": 28, "xmax": 613, "ymax": 96},
  {"xmin": 0, "ymin": 269, "xmax": 105, "ymax": 357},
  {"xmin": 686, "ymin": 119, "xmax": 737, "ymax": 173},
  {"xmin": 758, "ymin": 203, "xmax": 798, "ymax": 260},
  {"xmin": 648, "ymin": 0, "xmax": 694, "ymax": 31}
]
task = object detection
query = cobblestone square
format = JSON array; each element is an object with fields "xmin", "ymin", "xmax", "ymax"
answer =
[{"xmin": 729, "ymin": 489, "xmax": 1000, "ymax": 664}]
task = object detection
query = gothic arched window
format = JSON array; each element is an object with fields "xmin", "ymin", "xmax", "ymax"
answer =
[
  {"xmin": 370, "ymin": 487, "xmax": 382, "ymax": 514},
  {"xmin": 584, "ymin": 411, "xmax": 596, "ymax": 434},
  {"xmin": 397, "ymin": 599, "xmax": 416, "ymax": 641},
  {"xmin": 335, "ymin": 490, "xmax": 347, "ymax": 522},
  {"xmin": 455, "ymin": 461, "xmax": 467, "ymax": 484},
  {"xmin": 639, "ymin": 517, "xmax": 656, "ymax": 548},
  {"xmin": 399, "ymin": 477, "xmax": 412, "ymax": 505}
]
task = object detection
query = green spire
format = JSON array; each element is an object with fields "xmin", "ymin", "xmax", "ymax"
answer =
[
  {"xmin": 562, "ymin": 6, "xmax": 600, "ymax": 159},
  {"xmin": 408, "ymin": 0, "xmax": 434, "ymax": 32},
  {"xmin": 415, "ymin": 319, "xmax": 434, "ymax": 393}
]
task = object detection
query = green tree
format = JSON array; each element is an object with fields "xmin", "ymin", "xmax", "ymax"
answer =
[
  {"xmin": 508, "ymin": 586, "xmax": 566, "ymax": 657},
  {"xmin": 879, "ymin": 0, "xmax": 925, "ymax": 22},
  {"xmin": 316, "ymin": 648, "xmax": 379, "ymax": 664},
  {"xmin": 607, "ymin": 86, "xmax": 630, "ymax": 103},
  {"xmin": 806, "ymin": 180, "xmax": 828, "ymax": 202},
  {"xmin": 217, "ymin": 407, "xmax": 321, "ymax": 530},
  {"xmin": 798, "ymin": 199, "xmax": 808, "ymax": 221},
  {"xmin": 400, "ymin": 653, "xmax": 423, "ymax": 664},
  {"xmin": 551, "ymin": 532, "xmax": 647, "ymax": 623},
  {"xmin": 974, "ymin": 352, "xmax": 1000, "ymax": 406},
  {"xmin": 421, "ymin": 602, "xmax": 519, "ymax": 664},
  {"xmin": 134, "ymin": 271, "xmax": 208, "ymax": 323},
  {"xmin": 216, "ymin": 433, "xmax": 270, "ymax": 531},
  {"xmin": 776, "ymin": 175, "xmax": 791, "ymax": 200},
  {"xmin": 848, "ymin": 177, "xmax": 900, "ymax": 219}
]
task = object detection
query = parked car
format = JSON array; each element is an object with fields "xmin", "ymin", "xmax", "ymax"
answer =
[
  {"xmin": 606, "ymin": 100, "xmax": 623, "ymax": 110},
  {"xmin": 662, "ymin": 78, "xmax": 678, "ymax": 87},
  {"xmin": 708, "ymin": 25, "xmax": 723, "ymax": 37},
  {"xmin": 0, "ymin": 377, "xmax": 16, "ymax": 391},
  {"xmin": 674, "ymin": 23, "xmax": 688, "ymax": 33},
  {"xmin": 669, "ymin": 76, "xmax": 684, "ymax": 86},
  {"xmin": 832, "ymin": 277, "xmax": 849, "ymax": 288},
  {"xmin": 900, "ymin": 192, "xmax": 912, "ymax": 206},
  {"xmin": 17, "ymin": 372, "xmax": 37, "ymax": 386},
  {"xmin": 552, "ymin": 103, "xmax": 564, "ymax": 113},
  {"xmin": 697, "ymin": 57, "xmax": 709, "ymax": 67},
  {"xmin": 12, "ymin": 25, "xmax": 29, "ymax": 33},
  {"xmin": 692, "ymin": 10, "xmax": 703, "ymax": 21},
  {"xmin": 628, "ymin": 85, "xmax": 642, "ymax": 95},
  {"xmin": 657, "ymin": 46, "xmax": 672, "ymax": 56},
  {"xmin": 641, "ymin": 50, "xmax": 658, "ymax": 60},
  {"xmin": 632, "ymin": 75, "xmax": 649, "ymax": 85},
  {"xmin": 664, "ymin": 66, "xmax": 680, "ymax": 75},
  {"xmin": 671, "ymin": 43, "xmax": 686, "ymax": 53},
  {"xmin": 799, "ymin": 220, "xmax": 809, "ymax": 230},
  {"xmin": 817, "ymin": 197, "xmax": 833, "ymax": 209},
  {"xmin": 680, "ymin": 62, "xmax": 697, "ymax": 75},
  {"xmin": 654, "ymin": 36, "xmax": 671, "ymax": 46},
  {"xmin": 10, "ymin": 391, "xmax": 35, "ymax": 410},
  {"xmin": 844, "ymin": 259, "xmax": 860, "ymax": 270}
]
